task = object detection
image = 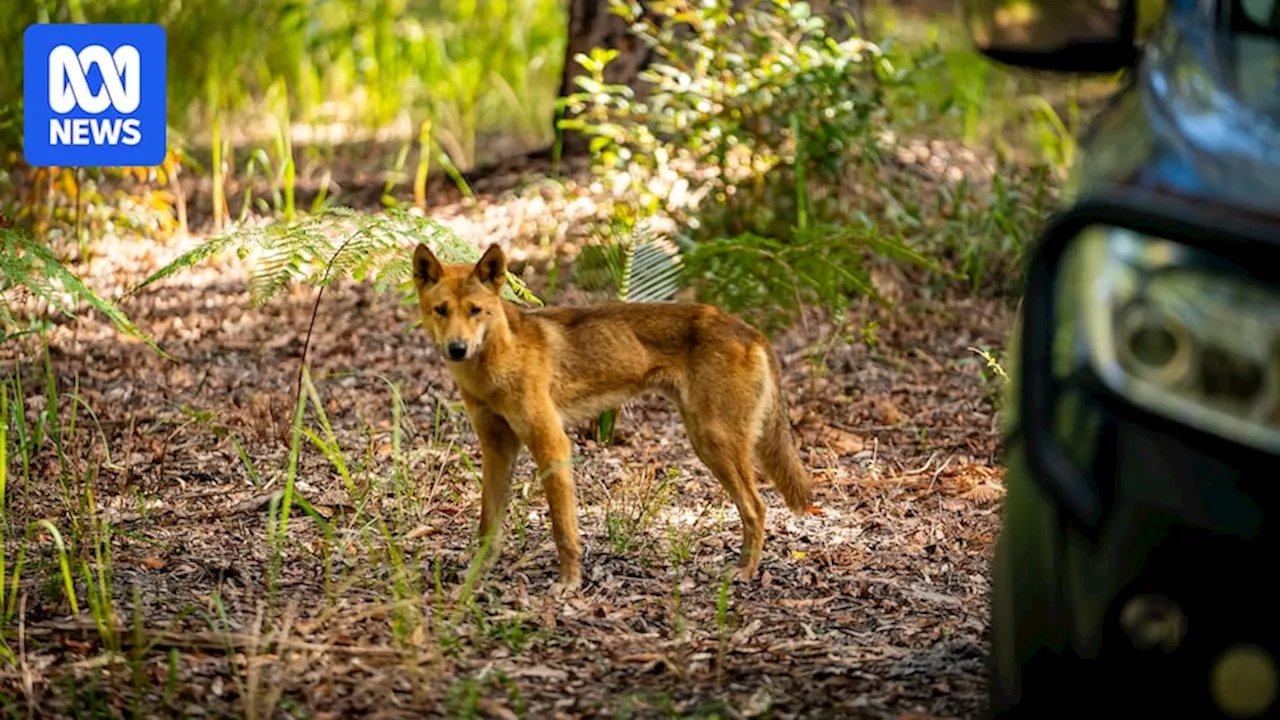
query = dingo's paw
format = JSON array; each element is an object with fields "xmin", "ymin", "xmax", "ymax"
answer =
[{"xmin": 549, "ymin": 574, "xmax": 582, "ymax": 599}]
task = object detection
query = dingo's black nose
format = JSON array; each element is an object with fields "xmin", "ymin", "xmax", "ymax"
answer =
[{"xmin": 446, "ymin": 340, "xmax": 468, "ymax": 360}]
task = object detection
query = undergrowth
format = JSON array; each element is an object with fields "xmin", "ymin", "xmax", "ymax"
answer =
[
  {"xmin": 0, "ymin": 226, "xmax": 158, "ymax": 352},
  {"xmin": 127, "ymin": 206, "xmax": 542, "ymax": 311},
  {"xmin": 560, "ymin": 0, "xmax": 1054, "ymax": 333},
  {"xmin": 1, "ymin": 207, "xmax": 541, "ymax": 369}
]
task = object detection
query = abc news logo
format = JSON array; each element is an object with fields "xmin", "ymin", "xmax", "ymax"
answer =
[
  {"xmin": 48, "ymin": 44, "xmax": 143, "ymax": 147},
  {"xmin": 24, "ymin": 24, "xmax": 167, "ymax": 168}
]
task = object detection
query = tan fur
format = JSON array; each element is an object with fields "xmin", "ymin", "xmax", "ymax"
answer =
[{"xmin": 412, "ymin": 242, "xmax": 812, "ymax": 595}]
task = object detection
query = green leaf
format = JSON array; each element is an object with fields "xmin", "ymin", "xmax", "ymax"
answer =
[{"xmin": 2, "ymin": 227, "xmax": 166, "ymax": 357}]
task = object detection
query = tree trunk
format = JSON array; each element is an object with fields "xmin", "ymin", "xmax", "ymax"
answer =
[{"xmin": 556, "ymin": 0, "xmax": 656, "ymax": 156}]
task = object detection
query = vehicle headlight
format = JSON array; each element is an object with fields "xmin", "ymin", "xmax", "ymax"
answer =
[{"xmin": 1072, "ymin": 225, "xmax": 1280, "ymax": 453}]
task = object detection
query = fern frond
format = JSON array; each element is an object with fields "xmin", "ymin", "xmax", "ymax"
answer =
[
  {"xmin": 603, "ymin": 224, "xmax": 683, "ymax": 304},
  {"xmin": 127, "ymin": 206, "xmax": 543, "ymax": 310},
  {"xmin": 621, "ymin": 237, "xmax": 682, "ymax": 303},
  {"xmin": 364, "ymin": 209, "xmax": 542, "ymax": 306},
  {"xmin": 251, "ymin": 223, "xmax": 339, "ymax": 305},
  {"xmin": 125, "ymin": 232, "xmax": 239, "ymax": 298},
  {"xmin": 373, "ymin": 257, "xmax": 414, "ymax": 296},
  {"xmin": 1, "ymin": 227, "xmax": 164, "ymax": 355}
]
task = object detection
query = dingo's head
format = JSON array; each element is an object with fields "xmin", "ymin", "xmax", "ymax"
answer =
[{"xmin": 412, "ymin": 242, "xmax": 509, "ymax": 363}]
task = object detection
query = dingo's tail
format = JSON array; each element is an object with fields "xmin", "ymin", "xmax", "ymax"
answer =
[{"xmin": 755, "ymin": 348, "xmax": 812, "ymax": 514}]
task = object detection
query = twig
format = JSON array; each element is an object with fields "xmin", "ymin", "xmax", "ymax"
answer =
[
  {"xmin": 107, "ymin": 493, "xmax": 276, "ymax": 525},
  {"xmin": 292, "ymin": 228, "xmax": 368, "ymax": 413},
  {"xmin": 929, "ymin": 455, "xmax": 955, "ymax": 490},
  {"xmin": 170, "ymin": 161, "xmax": 188, "ymax": 237},
  {"xmin": 74, "ymin": 169, "xmax": 83, "ymax": 257},
  {"xmin": 903, "ymin": 451, "xmax": 938, "ymax": 476}
]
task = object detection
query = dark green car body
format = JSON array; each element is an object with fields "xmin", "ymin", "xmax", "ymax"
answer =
[{"xmin": 987, "ymin": 1, "xmax": 1280, "ymax": 716}]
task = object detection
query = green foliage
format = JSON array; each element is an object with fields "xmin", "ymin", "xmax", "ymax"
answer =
[
  {"xmin": 129, "ymin": 207, "xmax": 542, "ymax": 310},
  {"xmin": 561, "ymin": 0, "xmax": 940, "ymax": 331},
  {"xmin": 602, "ymin": 465, "xmax": 677, "ymax": 556},
  {"xmin": 931, "ymin": 163, "xmax": 1052, "ymax": 295},
  {"xmin": 684, "ymin": 223, "xmax": 941, "ymax": 334},
  {"xmin": 562, "ymin": 0, "xmax": 901, "ymax": 239},
  {"xmin": 873, "ymin": 14, "xmax": 1100, "ymax": 174},
  {"xmin": 5, "ymin": 163, "xmax": 185, "ymax": 246},
  {"xmin": 0, "ymin": 226, "xmax": 161, "ymax": 352},
  {"xmin": 969, "ymin": 344, "xmax": 1011, "ymax": 414},
  {"xmin": 573, "ymin": 223, "xmax": 683, "ymax": 304}
]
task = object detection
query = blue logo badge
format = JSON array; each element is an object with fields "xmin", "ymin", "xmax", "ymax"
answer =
[{"xmin": 23, "ymin": 24, "xmax": 167, "ymax": 168}]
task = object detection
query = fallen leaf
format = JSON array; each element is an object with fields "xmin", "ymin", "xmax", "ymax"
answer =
[
  {"xmin": 877, "ymin": 398, "xmax": 905, "ymax": 425},
  {"xmin": 405, "ymin": 525, "xmax": 437, "ymax": 540},
  {"xmin": 870, "ymin": 266, "xmax": 904, "ymax": 305},
  {"xmin": 732, "ymin": 618, "xmax": 763, "ymax": 645},
  {"xmin": 513, "ymin": 665, "xmax": 568, "ymax": 681},
  {"xmin": 477, "ymin": 698, "xmax": 518, "ymax": 720},
  {"xmin": 743, "ymin": 686, "xmax": 774, "ymax": 718},
  {"xmin": 779, "ymin": 595, "xmax": 839, "ymax": 608},
  {"xmin": 139, "ymin": 557, "xmax": 166, "ymax": 570},
  {"xmin": 962, "ymin": 483, "xmax": 1006, "ymax": 505},
  {"xmin": 63, "ymin": 637, "xmax": 93, "ymax": 653},
  {"xmin": 818, "ymin": 425, "xmax": 864, "ymax": 454},
  {"xmin": 409, "ymin": 624, "xmax": 427, "ymax": 647}
]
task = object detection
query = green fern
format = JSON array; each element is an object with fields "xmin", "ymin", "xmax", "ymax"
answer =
[
  {"xmin": 586, "ymin": 224, "xmax": 684, "ymax": 304},
  {"xmin": 590, "ymin": 224, "xmax": 684, "ymax": 444},
  {"xmin": 614, "ymin": 237, "xmax": 682, "ymax": 304},
  {"xmin": 1, "ymin": 227, "xmax": 163, "ymax": 354},
  {"xmin": 128, "ymin": 207, "xmax": 542, "ymax": 309}
]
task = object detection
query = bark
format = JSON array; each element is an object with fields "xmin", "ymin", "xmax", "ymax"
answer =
[{"xmin": 556, "ymin": 0, "xmax": 656, "ymax": 156}]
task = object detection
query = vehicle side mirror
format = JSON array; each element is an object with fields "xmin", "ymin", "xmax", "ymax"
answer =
[{"xmin": 962, "ymin": 0, "xmax": 1167, "ymax": 73}]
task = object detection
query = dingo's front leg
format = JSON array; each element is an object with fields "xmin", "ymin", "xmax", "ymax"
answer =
[
  {"xmin": 462, "ymin": 394, "xmax": 522, "ymax": 563},
  {"xmin": 518, "ymin": 406, "xmax": 582, "ymax": 596}
]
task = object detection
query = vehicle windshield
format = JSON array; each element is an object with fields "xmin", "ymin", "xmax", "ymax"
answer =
[{"xmin": 1239, "ymin": 0, "xmax": 1280, "ymax": 34}]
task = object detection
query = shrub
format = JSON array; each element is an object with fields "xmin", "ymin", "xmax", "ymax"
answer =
[{"xmin": 560, "ymin": 0, "xmax": 938, "ymax": 332}]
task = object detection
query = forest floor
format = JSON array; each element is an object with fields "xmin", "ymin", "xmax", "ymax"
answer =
[{"xmin": 1, "ymin": 145, "xmax": 1015, "ymax": 719}]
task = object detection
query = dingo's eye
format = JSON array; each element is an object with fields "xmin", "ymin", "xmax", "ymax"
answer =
[
  {"xmin": 468, "ymin": 305, "xmax": 481, "ymax": 317},
  {"xmin": 434, "ymin": 304, "xmax": 448, "ymax": 317}
]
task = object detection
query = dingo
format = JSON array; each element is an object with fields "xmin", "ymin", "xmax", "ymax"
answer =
[{"xmin": 413, "ymin": 242, "xmax": 811, "ymax": 595}]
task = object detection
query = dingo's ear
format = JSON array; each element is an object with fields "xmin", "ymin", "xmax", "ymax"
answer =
[
  {"xmin": 470, "ymin": 243, "xmax": 507, "ymax": 293},
  {"xmin": 413, "ymin": 244, "xmax": 444, "ymax": 289}
]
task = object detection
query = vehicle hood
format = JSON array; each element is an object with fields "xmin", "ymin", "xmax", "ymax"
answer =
[{"xmin": 1075, "ymin": 11, "xmax": 1280, "ymax": 221}]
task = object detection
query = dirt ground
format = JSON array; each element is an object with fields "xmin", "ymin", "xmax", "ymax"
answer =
[{"xmin": 0, "ymin": 152, "xmax": 1014, "ymax": 719}]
